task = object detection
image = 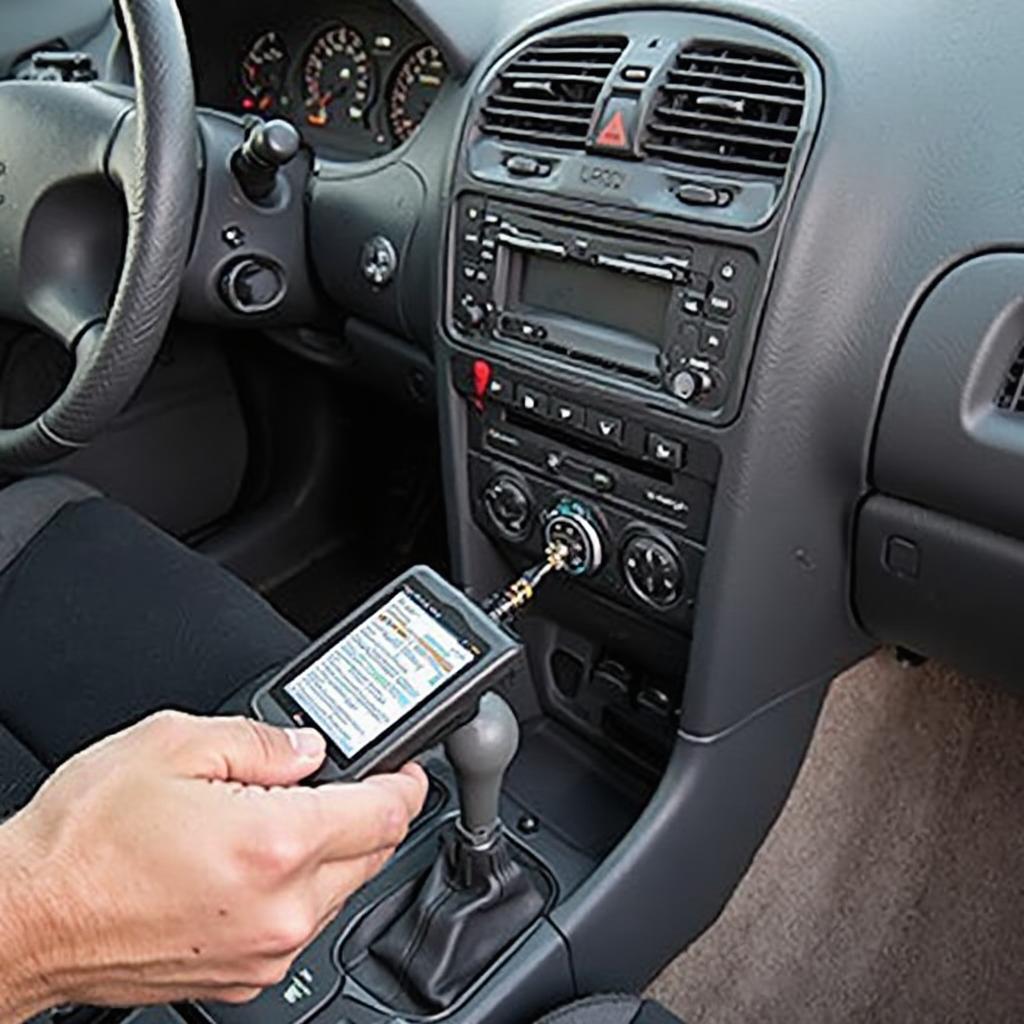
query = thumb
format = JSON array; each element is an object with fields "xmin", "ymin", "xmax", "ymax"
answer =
[{"xmin": 172, "ymin": 716, "xmax": 327, "ymax": 787}]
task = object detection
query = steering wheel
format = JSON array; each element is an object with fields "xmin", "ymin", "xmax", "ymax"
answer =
[{"xmin": 0, "ymin": 0, "xmax": 197, "ymax": 468}]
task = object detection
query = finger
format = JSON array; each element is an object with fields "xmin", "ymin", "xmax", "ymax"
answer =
[
  {"xmin": 168, "ymin": 715, "xmax": 327, "ymax": 786},
  {"xmin": 284, "ymin": 773, "xmax": 424, "ymax": 863},
  {"xmin": 363, "ymin": 765, "xmax": 429, "ymax": 820},
  {"xmin": 396, "ymin": 762, "xmax": 430, "ymax": 814}
]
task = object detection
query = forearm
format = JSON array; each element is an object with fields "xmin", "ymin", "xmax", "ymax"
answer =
[{"xmin": 0, "ymin": 816, "xmax": 62, "ymax": 1023}]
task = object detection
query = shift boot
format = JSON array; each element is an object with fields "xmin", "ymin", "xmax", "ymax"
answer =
[{"xmin": 368, "ymin": 826, "xmax": 548, "ymax": 1013}]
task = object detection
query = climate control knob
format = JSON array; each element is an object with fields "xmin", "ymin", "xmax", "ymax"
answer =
[
  {"xmin": 543, "ymin": 499, "xmax": 605, "ymax": 576},
  {"xmin": 622, "ymin": 534, "xmax": 685, "ymax": 609},
  {"xmin": 483, "ymin": 476, "xmax": 533, "ymax": 539}
]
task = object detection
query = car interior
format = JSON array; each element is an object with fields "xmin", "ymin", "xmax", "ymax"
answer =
[{"xmin": 1, "ymin": 0, "xmax": 1023, "ymax": 1022}]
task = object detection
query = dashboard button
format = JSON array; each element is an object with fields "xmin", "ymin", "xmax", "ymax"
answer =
[
  {"xmin": 591, "ymin": 95, "xmax": 640, "ymax": 155},
  {"xmin": 585, "ymin": 410, "xmax": 624, "ymax": 446},
  {"xmin": 681, "ymin": 290, "xmax": 704, "ymax": 317},
  {"xmin": 647, "ymin": 433, "xmax": 685, "ymax": 470},
  {"xmin": 487, "ymin": 374, "xmax": 513, "ymax": 403},
  {"xmin": 621, "ymin": 66, "xmax": 652, "ymax": 83},
  {"xmin": 551, "ymin": 399, "xmax": 584, "ymax": 429},
  {"xmin": 516, "ymin": 385, "xmax": 548, "ymax": 417},
  {"xmin": 716, "ymin": 257, "xmax": 738, "ymax": 283},
  {"xmin": 699, "ymin": 324, "xmax": 730, "ymax": 358},
  {"xmin": 708, "ymin": 292, "xmax": 736, "ymax": 318}
]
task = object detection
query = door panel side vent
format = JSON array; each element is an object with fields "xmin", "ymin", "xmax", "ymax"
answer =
[
  {"xmin": 996, "ymin": 342, "xmax": 1024, "ymax": 411},
  {"xmin": 644, "ymin": 42, "xmax": 806, "ymax": 178},
  {"xmin": 479, "ymin": 36, "xmax": 627, "ymax": 149}
]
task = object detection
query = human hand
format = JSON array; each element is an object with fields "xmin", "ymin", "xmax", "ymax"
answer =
[{"xmin": 0, "ymin": 711, "xmax": 427, "ymax": 1019}]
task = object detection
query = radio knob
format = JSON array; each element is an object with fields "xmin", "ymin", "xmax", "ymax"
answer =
[{"xmin": 670, "ymin": 367, "xmax": 713, "ymax": 403}]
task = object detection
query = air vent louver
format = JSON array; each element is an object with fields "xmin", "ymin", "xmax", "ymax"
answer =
[
  {"xmin": 996, "ymin": 343, "xmax": 1024, "ymax": 411},
  {"xmin": 644, "ymin": 43, "xmax": 806, "ymax": 178},
  {"xmin": 480, "ymin": 36, "xmax": 627, "ymax": 149}
]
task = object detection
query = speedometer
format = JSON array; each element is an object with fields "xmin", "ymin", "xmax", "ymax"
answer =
[
  {"xmin": 302, "ymin": 26, "xmax": 374, "ymax": 129},
  {"xmin": 388, "ymin": 44, "xmax": 447, "ymax": 144}
]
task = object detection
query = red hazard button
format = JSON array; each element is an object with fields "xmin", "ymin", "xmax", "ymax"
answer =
[{"xmin": 591, "ymin": 95, "xmax": 640, "ymax": 156}]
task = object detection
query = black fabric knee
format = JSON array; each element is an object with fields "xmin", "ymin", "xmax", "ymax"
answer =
[{"xmin": 0, "ymin": 498, "xmax": 307, "ymax": 767}]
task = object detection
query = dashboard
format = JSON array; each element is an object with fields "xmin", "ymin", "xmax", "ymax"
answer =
[{"xmin": 180, "ymin": 0, "xmax": 449, "ymax": 161}]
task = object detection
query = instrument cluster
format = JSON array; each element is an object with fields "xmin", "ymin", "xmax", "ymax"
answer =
[{"xmin": 189, "ymin": 1, "xmax": 448, "ymax": 161}]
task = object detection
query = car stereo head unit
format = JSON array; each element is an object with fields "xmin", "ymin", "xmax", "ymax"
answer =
[{"xmin": 449, "ymin": 194, "xmax": 758, "ymax": 416}]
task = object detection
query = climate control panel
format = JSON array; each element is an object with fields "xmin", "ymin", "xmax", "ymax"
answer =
[{"xmin": 471, "ymin": 457, "xmax": 699, "ymax": 628}]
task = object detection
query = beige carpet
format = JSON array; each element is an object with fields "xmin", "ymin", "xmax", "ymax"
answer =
[{"xmin": 649, "ymin": 653, "xmax": 1024, "ymax": 1024}]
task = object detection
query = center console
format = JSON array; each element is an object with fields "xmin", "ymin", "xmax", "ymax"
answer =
[{"xmin": 438, "ymin": 5, "xmax": 819, "ymax": 777}]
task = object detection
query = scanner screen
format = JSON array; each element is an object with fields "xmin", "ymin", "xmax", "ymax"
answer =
[{"xmin": 284, "ymin": 587, "xmax": 479, "ymax": 759}]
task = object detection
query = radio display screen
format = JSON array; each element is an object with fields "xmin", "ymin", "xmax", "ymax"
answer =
[{"xmin": 517, "ymin": 255, "xmax": 670, "ymax": 343}]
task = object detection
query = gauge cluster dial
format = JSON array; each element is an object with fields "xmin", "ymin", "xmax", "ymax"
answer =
[
  {"xmin": 389, "ymin": 44, "xmax": 447, "ymax": 144},
  {"xmin": 219, "ymin": 5, "xmax": 448, "ymax": 162},
  {"xmin": 302, "ymin": 26, "xmax": 374, "ymax": 129}
]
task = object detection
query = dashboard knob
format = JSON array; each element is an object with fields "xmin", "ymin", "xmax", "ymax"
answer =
[
  {"xmin": 220, "ymin": 256, "xmax": 287, "ymax": 315},
  {"xmin": 483, "ymin": 476, "xmax": 533, "ymax": 539},
  {"xmin": 670, "ymin": 367, "xmax": 713, "ymax": 403},
  {"xmin": 543, "ymin": 499, "xmax": 605, "ymax": 576},
  {"xmin": 622, "ymin": 534, "xmax": 685, "ymax": 609}
]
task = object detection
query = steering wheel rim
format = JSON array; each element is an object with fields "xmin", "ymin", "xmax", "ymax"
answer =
[{"xmin": 0, "ymin": 0, "xmax": 197, "ymax": 468}]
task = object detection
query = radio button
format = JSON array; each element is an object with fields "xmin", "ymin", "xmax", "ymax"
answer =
[
  {"xmin": 586, "ymin": 410, "xmax": 624, "ymax": 446},
  {"xmin": 699, "ymin": 324, "xmax": 730, "ymax": 358},
  {"xmin": 516, "ymin": 385, "xmax": 548, "ymax": 417},
  {"xmin": 647, "ymin": 433, "xmax": 685, "ymax": 470},
  {"xmin": 681, "ymin": 290, "xmax": 705, "ymax": 317},
  {"xmin": 708, "ymin": 292, "xmax": 736, "ymax": 318},
  {"xmin": 551, "ymin": 400, "xmax": 584, "ymax": 429}
]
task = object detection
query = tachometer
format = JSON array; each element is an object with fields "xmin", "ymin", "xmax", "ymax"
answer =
[
  {"xmin": 388, "ymin": 44, "xmax": 447, "ymax": 143},
  {"xmin": 240, "ymin": 31, "xmax": 289, "ymax": 115},
  {"xmin": 302, "ymin": 26, "xmax": 374, "ymax": 129}
]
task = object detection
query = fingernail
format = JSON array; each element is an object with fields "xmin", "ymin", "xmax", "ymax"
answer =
[{"xmin": 286, "ymin": 728, "xmax": 325, "ymax": 758}]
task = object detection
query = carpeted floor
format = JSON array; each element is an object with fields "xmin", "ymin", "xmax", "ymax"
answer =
[{"xmin": 648, "ymin": 652, "xmax": 1024, "ymax": 1024}]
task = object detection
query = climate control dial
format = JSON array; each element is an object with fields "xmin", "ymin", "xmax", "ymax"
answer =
[
  {"xmin": 483, "ymin": 476, "xmax": 533, "ymax": 539},
  {"xmin": 543, "ymin": 499, "xmax": 605, "ymax": 576},
  {"xmin": 622, "ymin": 534, "xmax": 685, "ymax": 609}
]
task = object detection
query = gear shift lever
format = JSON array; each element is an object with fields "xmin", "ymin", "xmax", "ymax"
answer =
[
  {"xmin": 445, "ymin": 693, "xmax": 519, "ymax": 847},
  {"xmin": 363, "ymin": 694, "xmax": 549, "ymax": 1014}
]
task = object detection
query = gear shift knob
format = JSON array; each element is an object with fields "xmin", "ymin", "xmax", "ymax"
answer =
[{"xmin": 444, "ymin": 693, "xmax": 519, "ymax": 846}]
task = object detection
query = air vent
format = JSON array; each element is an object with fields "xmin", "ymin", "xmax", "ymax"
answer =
[
  {"xmin": 644, "ymin": 43, "xmax": 806, "ymax": 178},
  {"xmin": 996, "ymin": 343, "xmax": 1024, "ymax": 411},
  {"xmin": 480, "ymin": 36, "xmax": 627, "ymax": 149}
]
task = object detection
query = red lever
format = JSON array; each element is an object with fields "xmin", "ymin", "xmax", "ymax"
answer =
[{"xmin": 472, "ymin": 359, "xmax": 492, "ymax": 411}]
